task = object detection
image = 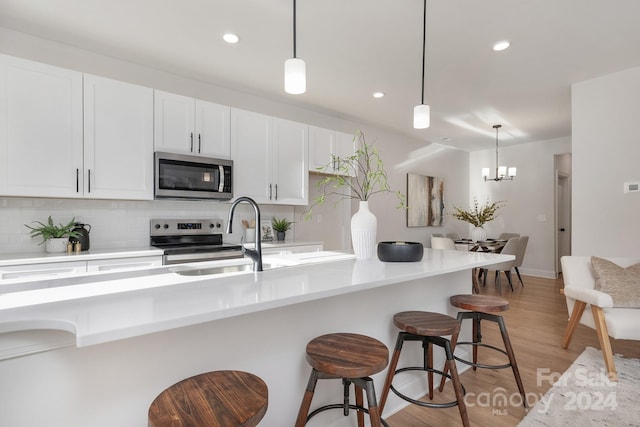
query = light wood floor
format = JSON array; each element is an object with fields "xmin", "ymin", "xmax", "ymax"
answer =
[{"xmin": 386, "ymin": 273, "xmax": 640, "ymax": 426}]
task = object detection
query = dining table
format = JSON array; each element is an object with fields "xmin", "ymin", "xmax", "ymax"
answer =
[{"xmin": 454, "ymin": 238, "xmax": 508, "ymax": 292}]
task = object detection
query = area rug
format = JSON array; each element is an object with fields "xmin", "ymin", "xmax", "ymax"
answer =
[{"xmin": 518, "ymin": 347, "xmax": 640, "ymax": 426}]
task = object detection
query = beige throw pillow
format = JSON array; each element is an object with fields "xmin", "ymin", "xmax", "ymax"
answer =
[{"xmin": 590, "ymin": 256, "xmax": 640, "ymax": 308}]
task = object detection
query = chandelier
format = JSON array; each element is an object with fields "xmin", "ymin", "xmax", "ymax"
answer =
[{"xmin": 482, "ymin": 124, "xmax": 516, "ymax": 181}]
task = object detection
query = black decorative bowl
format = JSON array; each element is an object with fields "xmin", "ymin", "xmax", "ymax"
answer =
[{"xmin": 377, "ymin": 241, "xmax": 424, "ymax": 262}]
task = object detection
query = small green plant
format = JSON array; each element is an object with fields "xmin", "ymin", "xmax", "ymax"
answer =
[
  {"xmin": 451, "ymin": 198, "xmax": 504, "ymax": 227},
  {"xmin": 25, "ymin": 216, "xmax": 79, "ymax": 245},
  {"xmin": 271, "ymin": 217, "xmax": 293, "ymax": 232}
]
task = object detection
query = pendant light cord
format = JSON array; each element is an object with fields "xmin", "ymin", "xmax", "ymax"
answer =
[
  {"xmin": 494, "ymin": 124, "xmax": 501, "ymax": 174},
  {"xmin": 292, "ymin": 0, "xmax": 297, "ymax": 58},
  {"xmin": 420, "ymin": 0, "xmax": 426, "ymax": 104}
]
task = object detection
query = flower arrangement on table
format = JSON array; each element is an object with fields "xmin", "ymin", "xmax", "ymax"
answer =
[{"xmin": 451, "ymin": 198, "xmax": 504, "ymax": 228}]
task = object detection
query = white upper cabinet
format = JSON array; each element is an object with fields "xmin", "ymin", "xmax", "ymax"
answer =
[
  {"xmin": 308, "ymin": 126, "xmax": 355, "ymax": 176},
  {"xmin": 231, "ymin": 108, "xmax": 308, "ymax": 205},
  {"xmin": 83, "ymin": 74, "xmax": 154, "ymax": 200},
  {"xmin": 0, "ymin": 54, "xmax": 83, "ymax": 198},
  {"xmin": 154, "ymin": 90, "xmax": 230, "ymax": 159}
]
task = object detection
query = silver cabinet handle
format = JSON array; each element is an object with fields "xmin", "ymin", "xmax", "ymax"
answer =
[{"xmin": 190, "ymin": 132, "xmax": 194, "ymax": 152}]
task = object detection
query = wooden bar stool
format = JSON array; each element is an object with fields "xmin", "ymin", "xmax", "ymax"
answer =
[
  {"xmin": 148, "ymin": 370, "xmax": 268, "ymax": 427},
  {"xmin": 295, "ymin": 333, "xmax": 389, "ymax": 427},
  {"xmin": 379, "ymin": 311, "xmax": 469, "ymax": 427},
  {"xmin": 439, "ymin": 294, "xmax": 527, "ymax": 408}
]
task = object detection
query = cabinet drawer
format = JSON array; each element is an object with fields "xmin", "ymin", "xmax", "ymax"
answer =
[{"xmin": 0, "ymin": 261, "xmax": 87, "ymax": 281}]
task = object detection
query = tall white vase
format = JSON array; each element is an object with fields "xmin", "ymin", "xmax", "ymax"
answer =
[
  {"xmin": 351, "ymin": 201, "xmax": 377, "ymax": 259},
  {"xmin": 471, "ymin": 226, "xmax": 487, "ymax": 242}
]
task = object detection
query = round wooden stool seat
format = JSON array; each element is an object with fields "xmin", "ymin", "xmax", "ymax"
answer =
[
  {"xmin": 296, "ymin": 333, "xmax": 390, "ymax": 427},
  {"xmin": 148, "ymin": 370, "xmax": 268, "ymax": 427},
  {"xmin": 305, "ymin": 333, "xmax": 389, "ymax": 378},
  {"xmin": 449, "ymin": 294, "xmax": 509, "ymax": 313},
  {"xmin": 393, "ymin": 311, "xmax": 460, "ymax": 336}
]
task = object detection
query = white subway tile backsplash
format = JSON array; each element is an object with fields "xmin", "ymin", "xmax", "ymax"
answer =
[{"xmin": 0, "ymin": 197, "xmax": 295, "ymax": 254}]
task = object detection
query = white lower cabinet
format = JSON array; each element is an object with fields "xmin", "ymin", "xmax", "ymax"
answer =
[
  {"xmin": 86, "ymin": 256, "xmax": 163, "ymax": 272},
  {"xmin": 0, "ymin": 261, "xmax": 86, "ymax": 281},
  {"xmin": 231, "ymin": 108, "xmax": 308, "ymax": 205},
  {"xmin": 262, "ymin": 243, "xmax": 322, "ymax": 255}
]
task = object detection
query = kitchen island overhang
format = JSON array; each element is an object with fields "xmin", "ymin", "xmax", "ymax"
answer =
[{"xmin": 0, "ymin": 249, "xmax": 513, "ymax": 347}]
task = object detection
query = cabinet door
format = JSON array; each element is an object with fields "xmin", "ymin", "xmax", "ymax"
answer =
[
  {"xmin": 0, "ymin": 261, "xmax": 86, "ymax": 281},
  {"xmin": 84, "ymin": 74, "xmax": 154, "ymax": 200},
  {"xmin": 272, "ymin": 118, "xmax": 308, "ymax": 205},
  {"xmin": 230, "ymin": 108, "xmax": 272, "ymax": 202},
  {"xmin": 0, "ymin": 54, "xmax": 83, "ymax": 198},
  {"xmin": 308, "ymin": 125, "xmax": 334, "ymax": 172},
  {"xmin": 194, "ymin": 100, "xmax": 230, "ymax": 159},
  {"xmin": 86, "ymin": 256, "xmax": 162, "ymax": 272},
  {"xmin": 153, "ymin": 90, "xmax": 195, "ymax": 154},
  {"xmin": 334, "ymin": 131, "xmax": 356, "ymax": 177}
]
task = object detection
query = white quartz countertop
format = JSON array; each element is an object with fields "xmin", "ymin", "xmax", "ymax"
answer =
[{"xmin": 0, "ymin": 249, "xmax": 512, "ymax": 347}]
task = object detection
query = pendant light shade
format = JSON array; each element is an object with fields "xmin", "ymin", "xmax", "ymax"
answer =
[
  {"xmin": 284, "ymin": 0, "xmax": 306, "ymax": 94},
  {"xmin": 284, "ymin": 58, "xmax": 306, "ymax": 94},
  {"xmin": 413, "ymin": 0, "xmax": 430, "ymax": 129},
  {"xmin": 413, "ymin": 104, "xmax": 430, "ymax": 129}
]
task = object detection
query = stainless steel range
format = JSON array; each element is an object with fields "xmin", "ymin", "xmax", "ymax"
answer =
[{"xmin": 150, "ymin": 219, "xmax": 243, "ymax": 265}]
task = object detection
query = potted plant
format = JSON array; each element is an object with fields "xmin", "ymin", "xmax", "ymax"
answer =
[
  {"xmin": 306, "ymin": 131, "xmax": 405, "ymax": 259},
  {"xmin": 271, "ymin": 217, "xmax": 293, "ymax": 241},
  {"xmin": 25, "ymin": 216, "xmax": 80, "ymax": 253},
  {"xmin": 451, "ymin": 198, "xmax": 504, "ymax": 241}
]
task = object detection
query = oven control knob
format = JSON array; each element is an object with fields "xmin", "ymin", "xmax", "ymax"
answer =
[
  {"xmin": 154, "ymin": 224, "xmax": 160, "ymax": 229},
  {"xmin": 163, "ymin": 224, "xmax": 169, "ymax": 229},
  {"xmin": 216, "ymin": 222, "xmax": 222, "ymax": 228}
]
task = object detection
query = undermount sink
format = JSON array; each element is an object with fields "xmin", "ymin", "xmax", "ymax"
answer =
[{"xmin": 170, "ymin": 263, "xmax": 282, "ymax": 277}]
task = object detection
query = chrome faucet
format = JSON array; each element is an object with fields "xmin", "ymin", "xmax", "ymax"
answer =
[{"xmin": 226, "ymin": 196, "xmax": 263, "ymax": 272}]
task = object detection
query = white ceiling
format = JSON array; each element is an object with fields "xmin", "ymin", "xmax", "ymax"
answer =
[{"xmin": 2, "ymin": 0, "xmax": 640, "ymax": 151}]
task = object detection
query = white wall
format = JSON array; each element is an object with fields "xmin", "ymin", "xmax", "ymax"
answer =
[
  {"xmin": 294, "ymin": 128, "xmax": 470, "ymax": 250},
  {"xmin": 469, "ymin": 137, "xmax": 572, "ymax": 278},
  {"xmin": 572, "ymin": 66, "xmax": 640, "ymax": 256},
  {"xmin": 0, "ymin": 27, "xmax": 470, "ymax": 254}
]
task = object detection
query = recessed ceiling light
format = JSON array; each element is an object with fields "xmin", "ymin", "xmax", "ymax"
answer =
[
  {"xmin": 373, "ymin": 92, "xmax": 385, "ymax": 98},
  {"xmin": 223, "ymin": 33, "xmax": 239, "ymax": 44},
  {"xmin": 493, "ymin": 40, "xmax": 510, "ymax": 51}
]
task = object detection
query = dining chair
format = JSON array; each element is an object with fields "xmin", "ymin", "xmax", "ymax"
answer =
[
  {"xmin": 482, "ymin": 237, "xmax": 520, "ymax": 292},
  {"xmin": 431, "ymin": 236, "xmax": 456, "ymax": 250},
  {"xmin": 498, "ymin": 232, "xmax": 520, "ymax": 240},
  {"xmin": 514, "ymin": 236, "xmax": 529, "ymax": 286}
]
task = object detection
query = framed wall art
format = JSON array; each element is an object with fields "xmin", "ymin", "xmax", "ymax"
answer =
[{"xmin": 406, "ymin": 173, "xmax": 444, "ymax": 227}]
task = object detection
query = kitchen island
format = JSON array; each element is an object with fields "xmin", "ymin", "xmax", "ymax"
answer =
[{"xmin": 0, "ymin": 249, "xmax": 512, "ymax": 427}]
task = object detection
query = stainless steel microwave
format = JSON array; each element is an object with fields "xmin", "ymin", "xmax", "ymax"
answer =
[{"xmin": 154, "ymin": 152, "xmax": 233, "ymax": 200}]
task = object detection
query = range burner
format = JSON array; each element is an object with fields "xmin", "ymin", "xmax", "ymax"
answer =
[{"xmin": 150, "ymin": 219, "xmax": 242, "ymax": 265}]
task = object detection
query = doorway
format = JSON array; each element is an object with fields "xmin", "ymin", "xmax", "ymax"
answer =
[{"xmin": 555, "ymin": 171, "xmax": 572, "ymax": 275}]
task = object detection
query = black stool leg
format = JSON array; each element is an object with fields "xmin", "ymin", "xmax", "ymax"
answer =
[
  {"xmin": 433, "ymin": 335, "xmax": 470, "ymax": 427},
  {"xmin": 496, "ymin": 315, "xmax": 527, "ymax": 407}
]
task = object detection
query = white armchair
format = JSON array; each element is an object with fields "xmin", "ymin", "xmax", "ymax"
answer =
[{"xmin": 560, "ymin": 256, "xmax": 640, "ymax": 381}]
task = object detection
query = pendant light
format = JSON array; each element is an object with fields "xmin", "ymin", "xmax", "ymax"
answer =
[
  {"xmin": 413, "ymin": 0, "xmax": 430, "ymax": 129},
  {"xmin": 284, "ymin": 0, "xmax": 306, "ymax": 94},
  {"xmin": 482, "ymin": 125, "xmax": 516, "ymax": 181}
]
